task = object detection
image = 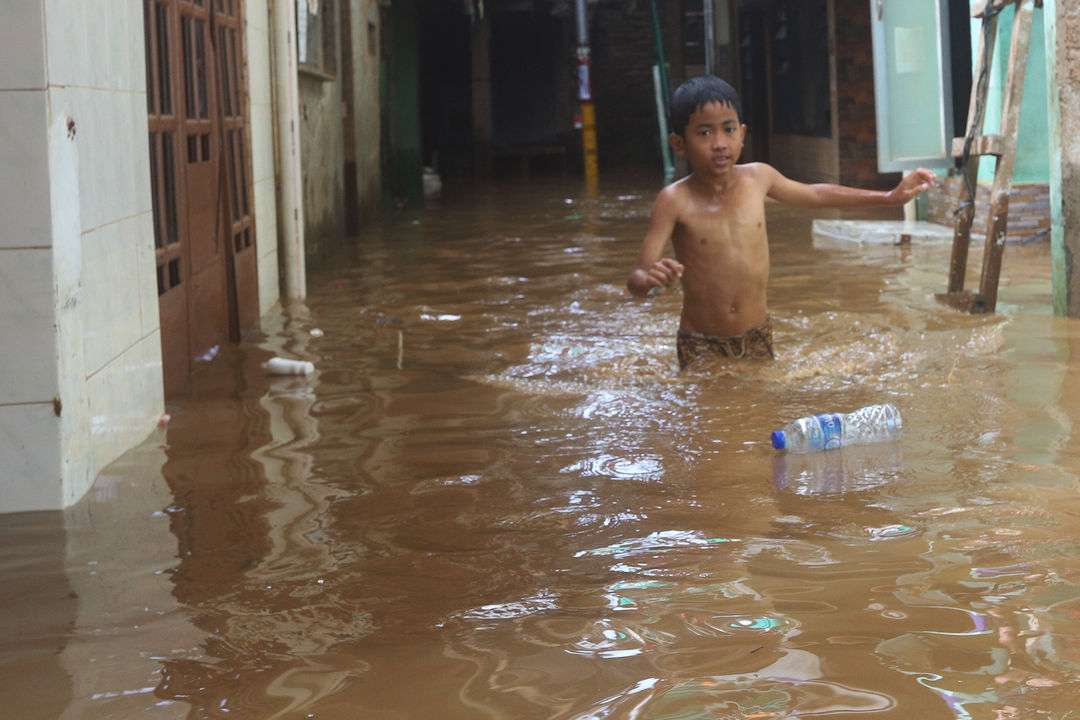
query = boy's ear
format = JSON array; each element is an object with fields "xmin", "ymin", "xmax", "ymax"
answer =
[{"xmin": 668, "ymin": 133, "xmax": 685, "ymax": 156}]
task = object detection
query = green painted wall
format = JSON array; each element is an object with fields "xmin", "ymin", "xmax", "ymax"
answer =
[{"xmin": 975, "ymin": 3, "xmax": 1050, "ymax": 183}]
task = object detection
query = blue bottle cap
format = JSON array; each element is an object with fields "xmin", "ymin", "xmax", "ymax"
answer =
[{"xmin": 771, "ymin": 431, "xmax": 785, "ymax": 450}]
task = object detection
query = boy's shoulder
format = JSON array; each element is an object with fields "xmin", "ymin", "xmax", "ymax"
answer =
[
  {"xmin": 654, "ymin": 176, "xmax": 691, "ymax": 203},
  {"xmin": 659, "ymin": 163, "xmax": 774, "ymax": 198},
  {"xmin": 652, "ymin": 177, "xmax": 697, "ymax": 219},
  {"xmin": 735, "ymin": 162, "xmax": 775, "ymax": 180}
]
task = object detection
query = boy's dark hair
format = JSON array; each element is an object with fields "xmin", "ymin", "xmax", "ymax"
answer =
[{"xmin": 669, "ymin": 75, "xmax": 743, "ymax": 136}]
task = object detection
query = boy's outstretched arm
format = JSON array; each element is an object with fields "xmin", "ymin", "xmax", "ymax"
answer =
[
  {"xmin": 761, "ymin": 165, "xmax": 935, "ymax": 208},
  {"xmin": 628, "ymin": 187, "xmax": 685, "ymax": 298}
]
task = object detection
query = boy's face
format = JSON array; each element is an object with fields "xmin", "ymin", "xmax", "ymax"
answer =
[{"xmin": 669, "ymin": 101, "xmax": 746, "ymax": 179}]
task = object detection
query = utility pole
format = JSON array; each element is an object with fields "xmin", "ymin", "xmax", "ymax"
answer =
[
  {"xmin": 703, "ymin": 0, "xmax": 714, "ymax": 75},
  {"xmin": 575, "ymin": 0, "xmax": 599, "ymax": 194},
  {"xmin": 650, "ymin": 0, "xmax": 674, "ymax": 183}
]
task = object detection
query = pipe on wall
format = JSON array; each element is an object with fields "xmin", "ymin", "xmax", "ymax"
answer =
[{"xmin": 271, "ymin": 0, "xmax": 307, "ymax": 299}]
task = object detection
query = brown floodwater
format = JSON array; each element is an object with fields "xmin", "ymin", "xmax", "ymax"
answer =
[{"xmin": 3, "ymin": 176, "xmax": 1080, "ymax": 719}]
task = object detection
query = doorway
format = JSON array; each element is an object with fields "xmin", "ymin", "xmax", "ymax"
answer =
[{"xmin": 143, "ymin": 0, "xmax": 258, "ymax": 395}]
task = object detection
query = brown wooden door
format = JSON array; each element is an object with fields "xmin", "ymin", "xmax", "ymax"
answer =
[
  {"xmin": 214, "ymin": 0, "xmax": 259, "ymax": 335},
  {"xmin": 144, "ymin": 0, "xmax": 258, "ymax": 395}
]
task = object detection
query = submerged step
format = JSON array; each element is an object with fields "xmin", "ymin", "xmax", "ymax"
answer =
[{"xmin": 811, "ymin": 219, "xmax": 955, "ymax": 247}]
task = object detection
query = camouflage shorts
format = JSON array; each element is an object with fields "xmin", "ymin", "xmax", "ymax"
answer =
[{"xmin": 676, "ymin": 316, "xmax": 775, "ymax": 370}]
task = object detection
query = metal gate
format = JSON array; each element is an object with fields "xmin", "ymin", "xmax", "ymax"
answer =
[{"xmin": 144, "ymin": 0, "xmax": 258, "ymax": 395}]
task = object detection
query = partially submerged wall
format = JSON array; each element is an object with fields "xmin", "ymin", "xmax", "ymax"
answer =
[
  {"xmin": 1057, "ymin": 0, "xmax": 1080, "ymax": 315},
  {"xmin": 351, "ymin": 0, "xmax": 382, "ymax": 226},
  {"xmin": 299, "ymin": 71, "xmax": 345, "ymax": 259},
  {"xmin": 246, "ymin": 0, "xmax": 281, "ymax": 314},
  {"xmin": 0, "ymin": 0, "xmax": 163, "ymax": 512},
  {"xmin": 298, "ymin": 0, "xmax": 346, "ymax": 259}
]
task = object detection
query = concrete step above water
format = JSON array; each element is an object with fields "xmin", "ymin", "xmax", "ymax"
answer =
[{"xmin": 811, "ymin": 219, "xmax": 955, "ymax": 247}]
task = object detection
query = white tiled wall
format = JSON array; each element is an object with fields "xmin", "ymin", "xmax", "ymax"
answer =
[
  {"xmin": 0, "ymin": 90, "xmax": 51, "ymax": 248},
  {"xmin": 80, "ymin": 215, "xmax": 152, "ymax": 375},
  {"xmin": 54, "ymin": 0, "xmax": 163, "ymax": 509},
  {"xmin": 0, "ymin": 3, "xmax": 46, "ymax": 90},
  {"xmin": 50, "ymin": 109, "xmax": 93, "ymax": 514},
  {"xmin": 134, "ymin": 213, "xmax": 160, "ymax": 338},
  {"xmin": 250, "ymin": 102, "xmax": 275, "ymax": 184},
  {"xmin": 0, "ymin": 3, "xmax": 62, "ymax": 511},
  {"xmin": 44, "ymin": 0, "xmax": 147, "ymax": 93},
  {"xmin": 84, "ymin": 333, "xmax": 163, "ymax": 500},
  {"xmin": 247, "ymin": 0, "xmax": 281, "ymax": 317},
  {"xmin": 255, "ymin": 177, "xmax": 280, "ymax": 309},
  {"xmin": 0, "ymin": 248, "xmax": 60, "ymax": 404},
  {"xmin": 0, "ymin": 404, "xmax": 62, "ymax": 511},
  {"xmin": 0, "ymin": 0, "xmax": 163, "ymax": 513},
  {"xmin": 56, "ymin": 86, "xmax": 152, "ymax": 232}
]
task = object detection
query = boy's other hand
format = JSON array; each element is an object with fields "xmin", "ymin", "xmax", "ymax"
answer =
[
  {"xmin": 889, "ymin": 168, "xmax": 936, "ymax": 204},
  {"xmin": 646, "ymin": 258, "xmax": 684, "ymax": 296}
]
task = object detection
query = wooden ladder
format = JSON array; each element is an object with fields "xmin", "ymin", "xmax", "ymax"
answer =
[{"xmin": 937, "ymin": 0, "xmax": 1039, "ymax": 314}]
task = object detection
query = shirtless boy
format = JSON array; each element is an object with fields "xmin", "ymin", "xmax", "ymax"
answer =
[{"xmin": 627, "ymin": 75, "xmax": 935, "ymax": 369}]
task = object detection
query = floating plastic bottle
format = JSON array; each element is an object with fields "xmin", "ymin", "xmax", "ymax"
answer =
[
  {"xmin": 771, "ymin": 403, "xmax": 902, "ymax": 453},
  {"xmin": 264, "ymin": 357, "xmax": 315, "ymax": 375}
]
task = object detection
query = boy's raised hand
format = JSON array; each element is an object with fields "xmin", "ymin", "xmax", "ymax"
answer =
[
  {"xmin": 889, "ymin": 168, "xmax": 936, "ymax": 204},
  {"xmin": 645, "ymin": 258, "xmax": 684, "ymax": 296}
]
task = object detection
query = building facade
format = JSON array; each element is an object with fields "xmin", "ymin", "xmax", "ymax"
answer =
[{"xmin": 0, "ymin": 0, "xmax": 384, "ymax": 513}]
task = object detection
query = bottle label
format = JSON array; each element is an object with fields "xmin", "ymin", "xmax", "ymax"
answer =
[{"xmin": 815, "ymin": 413, "xmax": 843, "ymax": 449}]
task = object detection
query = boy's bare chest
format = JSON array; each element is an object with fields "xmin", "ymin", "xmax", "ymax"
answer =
[{"xmin": 673, "ymin": 195, "xmax": 766, "ymax": 251}]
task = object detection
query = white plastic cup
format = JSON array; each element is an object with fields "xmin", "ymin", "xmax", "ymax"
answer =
[{"xmin": 264, "ymin": 357, "xmax": 314, "ymax": 375}]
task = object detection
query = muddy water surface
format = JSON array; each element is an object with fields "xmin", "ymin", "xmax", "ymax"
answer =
[{"xmin": 4, "ymin": 178, "xmax": 1080, "ymax": 719}]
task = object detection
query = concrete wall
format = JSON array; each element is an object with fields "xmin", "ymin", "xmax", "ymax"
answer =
[
  {"xmin": 299, "ymin": 2, "xmax": 346, "ymax": 258},
  {"xmin": 350, "ymin": 0, "xmax": 382, "ymax": 225},
  {"xmin": 298, "ymin": 0, "xmax": 381, "ymax": 249},
  {"xmin": 0, "ymin": 0, "xmax": 163, "ymax": 512},
  {"xmin": 591, "ymin": 1, "xmax": 677, "ymax": 172},
  {"xmin": 770, "ymin": 135, "xmax": 840, "ymax": 185},
  {"xmin": 246, "ymin": 0, "xmax": 281, "ymax": 314}
]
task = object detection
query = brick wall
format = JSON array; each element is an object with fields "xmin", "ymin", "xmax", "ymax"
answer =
[
  {"xmin": 927, "ymin": 175, "xmax": 1051, "ymax": 244},
  {"xmin": 591, "ymin": 3, "xmax": 667, "ymax": 171},
  {"xmin": 587, "ymin": 0, "xmax": 901, "ymax": 185},
  {"xmin": 834, "ymin": 0, "xmax": 899, "ymax": 190}
]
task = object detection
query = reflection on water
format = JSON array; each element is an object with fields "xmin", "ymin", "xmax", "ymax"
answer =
[
  {"xmin": 4, "ymin": 178, "xmax": 1080, "ymax": 718},
  {"xmin": 772, "ymin": 443, "xmax": 905, "ymax": 497}
]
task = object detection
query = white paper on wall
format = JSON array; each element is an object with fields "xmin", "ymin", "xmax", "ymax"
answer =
[{"xmin": 298, "ymin": 3, "xmax": 308, "ymax": 63}]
